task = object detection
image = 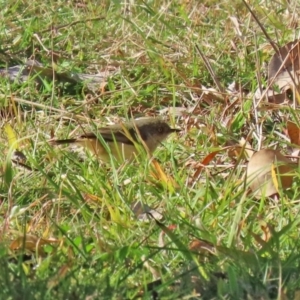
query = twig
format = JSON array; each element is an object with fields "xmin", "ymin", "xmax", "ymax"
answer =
[
  {"xmin": 195, "ymin": 44, "xmax": 225, "ymax": 94},
  {"xmin": 36, "ymin": 16, "xmax": 105, "ymax": 34}
]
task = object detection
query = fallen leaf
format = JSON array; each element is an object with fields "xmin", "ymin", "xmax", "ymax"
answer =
[
  {"xmin": 227, "ymin": 138, "xmax": 254, "ymax": 161},
  {"xmin": 10, "ymin": 234, "xmax": 60, "ymax": 256},
  {"xmin": 260, "ymin": 221, "xmax": 273, "ymax": 242},
  {"xmin": 189, "ymin": 239, "xmax": 216, "ymax": 255},
  {"xmin": 254, "ymin": 87, "xmax": 289, "ymax": 104},
  {"xmin": 192, "ymin": 150, "xmax": 219, "ymax": 180},
  {"xmin": 287, "ymin": 120, "xmax": 300, "ymax": 146},
  {"xmin": 246, "ymin": 149, "xmax": 295, "ymax": 198},
  {"xmin": 268, "ymin": 40, "xmax": 300, "ymax": 104},
  {"xmin": 268, "ymin": 40, "xmax": 300, "ymax": 80},
  {"xmin": 131, "ymin": 201, "xmax": 163, "ymax": 222}
]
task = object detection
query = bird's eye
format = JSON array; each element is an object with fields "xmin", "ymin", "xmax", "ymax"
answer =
[{"xmin": 157, "ymin": 126, "xmax": 163, "ymax": 133}]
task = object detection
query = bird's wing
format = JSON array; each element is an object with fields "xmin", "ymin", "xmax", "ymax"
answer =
[{"xmin": 80, "ymin": 129, "xmax": 136, "ymax": 145}]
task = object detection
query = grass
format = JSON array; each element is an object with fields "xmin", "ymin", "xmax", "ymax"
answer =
[{"xmin": 1, "ymin": 0, "xmax": 300, "ymax": 299}]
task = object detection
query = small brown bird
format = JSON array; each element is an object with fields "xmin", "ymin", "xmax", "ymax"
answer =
[{"xmin": 50, "ymin": 117, "xmax": 180, "ymax": 162}]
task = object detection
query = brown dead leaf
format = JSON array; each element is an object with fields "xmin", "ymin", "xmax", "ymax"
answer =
[
  {"xmin": 131, "ymin": 201, "xmax": 163, "ymax": 222},
  {"xmin": 268, "ymin": 40, "xmax": 300, "ymax": 81},
  {"xmin": 246, "ymin": 149, "xmax": 295, "ymax": 198},
  {"xmin": 266, "ymin": 89, "xmax": 289, "ymax": 104},
  {"xmin": 227, "ymin": 146, "xmax": 242, "ymax": 160},
  {"xmin": 10, "ymin": 234, "xmax": 60, "ymax": 256},
  {"xmin": 254, "ymin": 40, "xmax": 300, "ymax": 105},
  {"xmin": 260, "ymin": 221, "xmax": 273, "ymax": 242},
  {"xmin": 268, "ymin": 40, "xmax": 300, "ymax": 103},
  {"xmin": 83, "ymin": 193, "xmax": 104, "ymax": 203},
  {"xmin": 254, "ymin": 87, "xmax": 289, "ymax": 104},
  {"xmin": 189, "ymin": 239, "xmax": 216, "ymax": 255},
  {"xmin": 287, "ymin": 120, "xmax": 300, "ymax": 146},
  {"xmin": 227, "ymin": 138, "xmax": 254, "ymax": 161},
  {"xmin": 192, "ymin": 150, "xmax": 219, "ymax": 180}
]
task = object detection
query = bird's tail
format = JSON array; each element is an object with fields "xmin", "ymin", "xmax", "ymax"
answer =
[{"xmin": 50, "ymin": 139, "xmax": 77, "ymax": 145}]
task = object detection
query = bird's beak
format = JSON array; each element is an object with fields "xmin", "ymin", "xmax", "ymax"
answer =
[{"xmin": 171, "ymin": 128, "xmax": 181, "ymax": 133}]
